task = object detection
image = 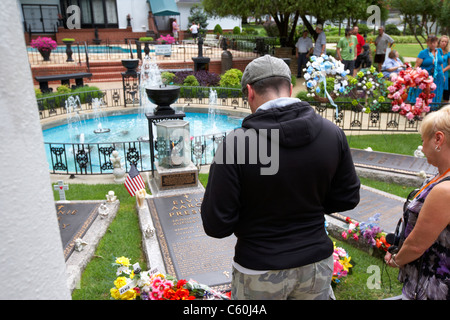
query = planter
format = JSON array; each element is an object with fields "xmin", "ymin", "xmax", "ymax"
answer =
[
  {"xmin": 121, "ymin": 59, "xmax": 140, "ymax": 75},
  {"xmin": 38, "ymin": 49, "xmax": 51, "ymax": 61},
  {"xmin": 146, "ymin": 85, "xmax": 180, "ymax": 115},
  {"xmin": 63, "ymin": 40, "xmax": 74, "ymax": 62}
]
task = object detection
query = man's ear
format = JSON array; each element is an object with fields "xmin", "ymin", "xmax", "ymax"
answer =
[{"xmin": 247, "ymin": 84, "xmax": 254, "ymax": 101}]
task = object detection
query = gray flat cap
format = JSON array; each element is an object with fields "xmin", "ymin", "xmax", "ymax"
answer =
[{"xmin": 241, "ymin": 55, "xmax": 291, "ymax": 91}]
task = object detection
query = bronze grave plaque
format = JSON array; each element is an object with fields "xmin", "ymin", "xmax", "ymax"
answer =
[
  {"xmin": 56, "ymin": 202, "xmax": 101, "ymax": 260},
  {"xmin": 147, "ymin": 192, "xmax": 236, "ymax": 290}
]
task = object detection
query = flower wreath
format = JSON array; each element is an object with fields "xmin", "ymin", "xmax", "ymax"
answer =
[
  {"xmin": 304, "ymin": 54, "xmax": 349, "ymax": 99},
  {"xmin": 387, "ymin": 66, "xmax": 434, "ymax": 120}
]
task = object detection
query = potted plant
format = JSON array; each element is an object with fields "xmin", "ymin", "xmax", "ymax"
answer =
[
  {"xmin": 30, "ymin": 36, "xmax": 57, "ymax": 61},
  {"xmin": 62, "ymin": 38, "xmax": 75, "ymax": 62},
  {"xmin": 139, "ymin": 37, "xmax": 154, "ymax": 56}
]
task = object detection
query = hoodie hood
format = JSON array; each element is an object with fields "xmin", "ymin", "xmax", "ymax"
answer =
[{"xmin": 241, "ymin": 101, "xmax": 323, "ymax": 148}]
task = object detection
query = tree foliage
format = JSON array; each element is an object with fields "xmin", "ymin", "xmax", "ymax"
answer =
[
  {"xmin": 202, "ymin": 0, "xmax": 389, "ymax": 46},
  {"xmin": 390, "ymin": 0, "xmax": 448, "ymax": 48}
]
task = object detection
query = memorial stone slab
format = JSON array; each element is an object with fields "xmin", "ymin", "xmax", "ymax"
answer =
[
  {"xmin": 56, "ymin": 201, "xmax": 101, "ymax": 260},
  {"xmin": 147, "ymin": 192, "xmax": 235, "ymax": 290},
  {"xmin": 351, "ymin": 149, "xmax": 438, "ymax": 176}
]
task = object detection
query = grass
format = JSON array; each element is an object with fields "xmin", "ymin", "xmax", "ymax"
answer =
[
  {"xmin": 346, "ymin": 132, "xmax": 422, "ymax": 156},
  {"xmin": 392, "ymin": 43, "xmax": 422, "ymax": 59}
]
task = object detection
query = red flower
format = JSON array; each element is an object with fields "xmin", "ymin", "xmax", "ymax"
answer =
[{"xmin": 176, "ymin": 279, "xmax": 188, "ymax": 289}]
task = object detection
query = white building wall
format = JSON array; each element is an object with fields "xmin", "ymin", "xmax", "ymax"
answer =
[{"xmin": 0, "ymin": 2, "xmax": 71, "ymax": 300}]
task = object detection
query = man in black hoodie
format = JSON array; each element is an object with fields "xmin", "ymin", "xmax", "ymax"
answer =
[{"xmin": 201, "ymin": 55, "xmax": 360, "ymax": 300}]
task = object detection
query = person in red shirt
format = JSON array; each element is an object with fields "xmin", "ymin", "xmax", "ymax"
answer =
[{"xmin": 352, "ymin": 25, "xmax": 366, "ymax": 75}]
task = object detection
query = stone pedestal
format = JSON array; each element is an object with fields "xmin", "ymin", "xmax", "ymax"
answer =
[{"xmin": 149, "ymin": 161, "xmax": 202, "ymax": 196}]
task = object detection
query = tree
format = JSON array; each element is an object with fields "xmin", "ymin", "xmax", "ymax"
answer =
[
  {"xmin": 188, "ymin": 4, "xmax": 208, "ymax": 33},
  {"xmin": 390, "ymin": 0, "xmax": 444, "ymax": 49},
  {"xmin": 202, "ymin": 0, "xmax": 389, "ymax": 46}
]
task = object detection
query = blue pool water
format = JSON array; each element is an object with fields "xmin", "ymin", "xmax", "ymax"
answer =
[{"xmin": 43, "ymin": 112, "xmax": 243, "ymax": 144}]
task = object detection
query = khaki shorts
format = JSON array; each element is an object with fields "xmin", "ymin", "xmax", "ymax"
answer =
[{"xmin": 231, "ymin": 255, "xmax": 334, "ymax": 300}]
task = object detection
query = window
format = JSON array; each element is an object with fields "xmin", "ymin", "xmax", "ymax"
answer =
[{"xmin": 62, "ymin": 0, "xmax": 118, "ymax": 28}]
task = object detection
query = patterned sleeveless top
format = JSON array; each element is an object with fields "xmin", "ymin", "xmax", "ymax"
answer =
[{"xmin": 398, "ymin": 176, "xmax": 450, "ymax": 300}]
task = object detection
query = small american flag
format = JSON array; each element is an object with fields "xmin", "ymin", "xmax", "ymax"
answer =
[{"xmin": 124, "ymin": 164, "xmax": 145, "ymax": 197}]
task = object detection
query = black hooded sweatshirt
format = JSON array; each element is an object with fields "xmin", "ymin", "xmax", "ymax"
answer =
[{"xmin": 201, "ymin": 101, "xmax": 360, "ymax": 270}]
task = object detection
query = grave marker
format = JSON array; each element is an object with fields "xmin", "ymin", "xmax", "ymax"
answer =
[
  {"xmin": 54, "ymin": 180, "xmax": 69, "ymax": 201},
  {"xmin": 56, "ymin": 201, "xmax": 101, "ymax": 260},
  {"xmin": 146, "ymin": 192, "xmax": 235, "ymax": 290}
]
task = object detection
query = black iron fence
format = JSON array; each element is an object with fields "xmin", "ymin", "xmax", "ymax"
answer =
[{"xmin": 28, "ymin": 36, "xmax": 277, "ymax": 65}]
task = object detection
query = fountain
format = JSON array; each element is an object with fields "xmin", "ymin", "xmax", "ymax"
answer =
[
  {"xmin": 65, "ymin": 95, "xmax": 85, "ymax": 142},
  {"xmin": 92, "ymin": 98, "xmax": 110, "ymax": 134},
  {"xmin": 208, "ymin": 88, "xmax": 219, "ymax": 133}
]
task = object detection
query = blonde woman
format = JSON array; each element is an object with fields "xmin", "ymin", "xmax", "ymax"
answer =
[
  {"xmin": 385, "ymin": 105, "xmax": 450, "ymax": 300},
  {"xmin": 439, "ymin": 36, "xmax": 450, "ymax": 103}
]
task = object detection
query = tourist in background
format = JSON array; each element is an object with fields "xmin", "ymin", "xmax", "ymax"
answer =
[
  {"xmin": 439, "ymin": 35, "xmax": 450, "ymax": 103},
  {"xmin": 313, "ymin": 24, "xmax": 326, "ymax": 57},
  {"xmin": 172, "ymin": 19, "xmax": 179, "ymax": 44},
  {"xmin": 354, "ymin": 43, "xmax": 372, "ymax": 72},
  {"xmin": 407, "ymin": 35, "xmax": 445, "ymax": 108},
  {"xmin": 295, "ymin": 30, "xmax": 313, "ymax": 78},
  {"xmin": 201, "ymin": 55, "xmax": 360, "ymax": 300},
  {"xmin": 353, "ymin": 25, "xmax": 365, "ymax": 59},
  {"xmin": 336, "ymin": 28, "xmax": 357, "ymax": 75},
  {"xmin": 190, "ymin": 21, "xmax": 199, "ymax": 43},
  {"xmin": 385, "ymin": 105, "xmax": 450, "ymax": 300},
  {"xmin": 381, "ymin": 50, "xmax": 405, "ymax": 79},
  {"xmin": 374, "ymin": 26, "xmax": 395, "ymax": 72}
]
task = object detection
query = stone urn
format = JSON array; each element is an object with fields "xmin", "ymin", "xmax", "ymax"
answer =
[
  {"xmin": 63, "ymin": 39, "xmax": 75, "ymax": 62},
  {"xmin": 121, "ymin": 59, "xmax": 140, "ymax": 76},
  {"xmin": 39, "ymin": 49, "xmax": 51, "ymax": 61},
  {"xmin": 145, "ymin": 85, "xmax": 180, "ymax": 115}
]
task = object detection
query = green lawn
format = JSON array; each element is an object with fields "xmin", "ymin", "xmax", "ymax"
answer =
[
  {"xmin": 347, "ymin": 133, "xmax": 422, "ymax": 156},
  {"xmin": 392, "ymin": 43, "xmax": 422, "ymax": 59}
]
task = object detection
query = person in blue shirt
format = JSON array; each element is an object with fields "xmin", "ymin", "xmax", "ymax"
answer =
[
  {"xmin": 381, "ymin": 49, "xmax": 406, "ymax": 79},
  {"xmin": 438, "ymin": 35, "xmax": 450, "ymax": 103},
  {"xmin": 407, "ymin": 35, "xmax": 445, "ymax": 109}
]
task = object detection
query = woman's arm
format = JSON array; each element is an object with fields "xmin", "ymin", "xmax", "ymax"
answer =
[
  {"xmin": 415, "ymin": 57, "xmax": 423, "ymax": 68},
  {"xmin": 387, "ymin": 182, "xmax": 450, "ymax": 267}
]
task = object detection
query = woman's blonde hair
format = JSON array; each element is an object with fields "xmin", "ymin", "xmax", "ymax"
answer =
[
  {"xmin": 420, "ymin": 105, "xmax": 450, "ymax": 144},
  {"xmin": 438, "ymin": 35, "xmax": 449, "ymax": 54}
]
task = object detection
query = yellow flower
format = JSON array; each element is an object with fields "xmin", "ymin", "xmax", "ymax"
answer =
[
  {"xmin": 110, "ymin": 288, "xmax": 121, "ymax": 300},
  {"xmin": 114, "ymin": 276, "xmax": 128, "ymax": 289},
  {"xmin": 115, "ymin": 256, "xmax": 130, "ymax": 266},
  {"xmin": 120, "ymin": 289, "xmax": 137, "ymax": 300},
  {"xmin": 340, "ymin": 256, "xmax": 353, "ymax": 271}
]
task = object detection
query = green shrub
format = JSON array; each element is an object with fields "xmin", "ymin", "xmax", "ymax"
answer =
[
  {"xmin": 35, "ymin": 88, "xmax": 42, "ymax": 98},
  {"xmin": 56, "ymin": 85, "xmax": 71, "ymax": 94},
  {"xmin": 139, "ymin": 37, "xmax": 154, "ymax": 42},
  {"xmin": 213, "ymin": 24, "xmax": 223, "ymax": 35},
  {"xmin": 62, "ymin": 38, "xmax": 75, "ymax": 42},
  {"xmin": 219, "ymin": 68, "xmax": 243, "ymax": 88},
  {"xmin": 183, "ymin": 75, "xmax": 199, "ymax": 86},
  {"xmin": 385, "ymin": 24, "xmax": 402, "ymax": 36},
  {"xmin": 233, "ymin": 26, "xmax": 241, "ymax": 35},
  {"xmin": 161, "ymin": 71, "xmax": 175, "ymax": 84}
]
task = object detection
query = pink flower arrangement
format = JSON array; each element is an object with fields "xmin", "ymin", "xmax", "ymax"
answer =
[
  {"xmin": 157, "ymin": 34, "xmax": 175, "ymax": 44},
  {"xmin": 332, "ymin": 244, "xmax": 352, "ymax": 284},
  {"xmin": 388, "ymin": 66, "xmax": 434, "ymax": 120},
  {"xmin": 30, "ymin": 36, "xmax": 57, "ymax": 52}
]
